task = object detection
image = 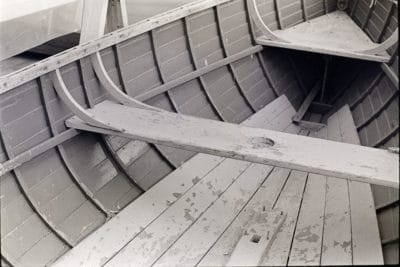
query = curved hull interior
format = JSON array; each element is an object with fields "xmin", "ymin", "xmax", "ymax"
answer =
[{"xmin": 0, "ymin": 0, "xmax": 398, "ymax": 266}]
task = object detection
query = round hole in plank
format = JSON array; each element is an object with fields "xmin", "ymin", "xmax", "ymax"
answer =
[{"xmin": 249, "ymin": 137, "xmax": 275, "ymax": 149}]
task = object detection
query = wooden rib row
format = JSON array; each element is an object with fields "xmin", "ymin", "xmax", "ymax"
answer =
[
  {"xmin": 215, "ymin": 5, "xmax": 256, "ymax": 113},
  {"xmin": 79, "ymin": 58, "xmax": 145, "ymax": 193},
  {"xmin": 376, "ymin": 1, "xmax": 395, "ymax": 43},
  {"xmin": 147, "ymin": 30, "xmax": 183, "ymax": 169},
  {"xmin": 350, "ymin": 72, "xmax": 384, "ymax": 110},
  {"xmin": 0, "ymin": 45, "xmax": 263, "ymax": 175},
  {"xmin": 39, "ymin": 76, "xmax": 112, "ymax": 219},
  {"xmin": 245, "ymin": 3, "xmax": 279, "ymax": 98},
  {"xmin": 183, "ymin": 17, "xmax": 227, "ymax": 121},
  {"xmin": 356, "ymin": 89, "xmax": 398, "ymax": 130},
  {"xmin": 0, "ymin": 111, "xmax": 74, "ymax": 248}
]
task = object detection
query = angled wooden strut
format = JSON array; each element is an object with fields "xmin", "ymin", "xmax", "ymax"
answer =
[
  {"xmin": 90, "ymin": 52, "xmax": 158, "ymax": 111},
  {"xmin": 50, "ymin": 69, "xmax": 121, "ymax": 131}
]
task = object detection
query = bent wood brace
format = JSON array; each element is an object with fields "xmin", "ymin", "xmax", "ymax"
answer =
[
  {"xmin": 50, "ymin": 52, "xmax": 160, "ymax": 133},
  {"xmin": 50, "ymin": 53, "xmax": 399, "ymax": 188},
  {"xmin": 247, "ymin": 0, "xmax": 398, "ymax": 56}
]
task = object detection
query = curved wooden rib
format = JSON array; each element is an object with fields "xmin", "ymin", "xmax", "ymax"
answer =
[
  {"xmin": 40, "ymin": 76, "xmax": 112, "ymax": 218},
  {"xmin": 0, "ymin": 125, "xmax": 74, "ymax": 247},
  {"xmin": 247, "ymin": 0, "xmax": 288, "ymax": 42},
  {"xmin": 80, "ymin": 58, "xmax": 145, "ymax": 193},
  {"xmin": 91, "ymin": 52, "xmax": 179, "ymax": 169},
  {"xmin": 183, "ymin": 16, "xmax": 227, "ymax": 121},
  {"xmin": 359, "ymin": 28, "xmax": 398, "ymax": 54},
  {"xmin": 50, "ymin": 69, "xmax": 122, "ymax": 131},
  {"xmin": 215, "ymin": 5, "xmax": 256, "ymax": 112},
  {"xmin": 149, "ymin": 30, "xmax": 181, "ymax": 113},
  {"xmin": 91, "ymin": 52, "xmax": 157, "ymax": 111}
]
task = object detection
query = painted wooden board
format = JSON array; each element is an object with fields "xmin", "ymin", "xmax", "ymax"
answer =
[
  {"xmin": 323, "ymin": 104, "xmax": 383, "ymax": 265},
  {"xmin": 308, "ymin": 127, "xmax": 352, "ymax": 265},
  {"xmin": 287, "ymin": 173, "xmax": 327, "ymax": 265},
  {"xmin": 67, "ymin": 101, "xmax": 399, "ymax": 188},
  {"xmin": 105, "ymin": 159, "xmax": 256, "ymax": 266},
  {"xmin": 332, "ymin": 105, "xmax": 384, "ymax": 265},
  {"xmin": 257, "ymin": 11, "xmax": 391, "ymax": 62},
  {"xmin": 225, "ymin": 210, "xmax": 286, "ymax": 266},
  {"xmin": 52, "ymin": 95, "xmax": 289, "ymax": 267},
  {"xmin": 260, "ymin": 170, "xmax": 309, "ymax": 265},
  {"xmin": 198, "ymin": 168, "xmax": 291, "ymax": 266}
]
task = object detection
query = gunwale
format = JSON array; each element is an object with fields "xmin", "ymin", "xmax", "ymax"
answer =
[{"xmin": 0, "ymin": 0, "xmax": 233, "ymax": 94}]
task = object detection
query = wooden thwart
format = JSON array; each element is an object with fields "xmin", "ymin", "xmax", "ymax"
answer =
[
  {"xmin": 66, "ymin": 101, "xmax": 399, "ymax": 188},
  {"xmin": 252, "ymin": 8, "xmax": 394, "ymax": 62}
]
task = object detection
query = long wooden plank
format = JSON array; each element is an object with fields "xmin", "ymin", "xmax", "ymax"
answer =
[
  {"xmin": 308, "ymin": 126, "xmax": 352, "ymax": 265},
  {"xmin": 288, "ymin": 173, "xmax": 327, "ymax": 265},
  {"xmin": 52, "ymin": 95, "xmax": 288, "ymax": 267},
  {"xmin": 67, "ymin": 101, "xmax": 399, "ymax": 188},
  {"xmin": 334, "ymin": 105, "xmax": 383, "ymax": 265},
  {"xmin": 105, "ymin": 159, "xmax": 255, "ymax": 266},
  {"xmin": 260, "ymin": 170, "xmax": 308, "ymax": 265},
  {"xmin": 321, "ymin": 177, "xmax": 352, "ymax": 265}
]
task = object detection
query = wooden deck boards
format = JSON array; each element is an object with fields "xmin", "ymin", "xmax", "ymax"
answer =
[{"xmin": 55, "ymin": 96, "xmax": 384, "ymax": 266}]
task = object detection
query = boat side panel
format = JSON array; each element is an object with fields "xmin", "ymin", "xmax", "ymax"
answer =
[
  {"xmin": 219, "ymin": 0, "xmax": 277, "ymax": 111},
  {"xmin": 188, "ymin": 7, "xmax": 254, "ymax": 123}
]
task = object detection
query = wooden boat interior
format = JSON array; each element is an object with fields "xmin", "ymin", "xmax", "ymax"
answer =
[{"xmin": 0, "ymin": 0, "xmax": 398, "ymax": 266}]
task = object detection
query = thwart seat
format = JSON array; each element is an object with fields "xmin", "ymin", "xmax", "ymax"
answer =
[
  {"xmin": 248, "ymin": 0, "xmax": 398, "ymax": 63},
  {"xmin": 53, "ymin": 95, "xmax": 383, "ymax": 266}
]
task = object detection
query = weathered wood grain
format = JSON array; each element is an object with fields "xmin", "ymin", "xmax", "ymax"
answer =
[{"xmin": 67, "ymin": 100, "xmax": 399, "ymax": 188}]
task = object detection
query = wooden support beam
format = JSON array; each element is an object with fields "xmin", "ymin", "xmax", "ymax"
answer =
[
  {"xmin": 292, "ymin": 82, "xmax": 320, "ymax": 123},
  {"xmin": 66, "ymin": 100, "xmax": 399, "ymax": 188}
]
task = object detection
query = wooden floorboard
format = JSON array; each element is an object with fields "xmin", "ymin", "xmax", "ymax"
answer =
[
  {"xmin": 55, "ymin": 98, "xmax": 384, "ymax": 266},
  {"xmin": 198, "ymin": 168, "xmax": 291, "ymax": 266}
]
